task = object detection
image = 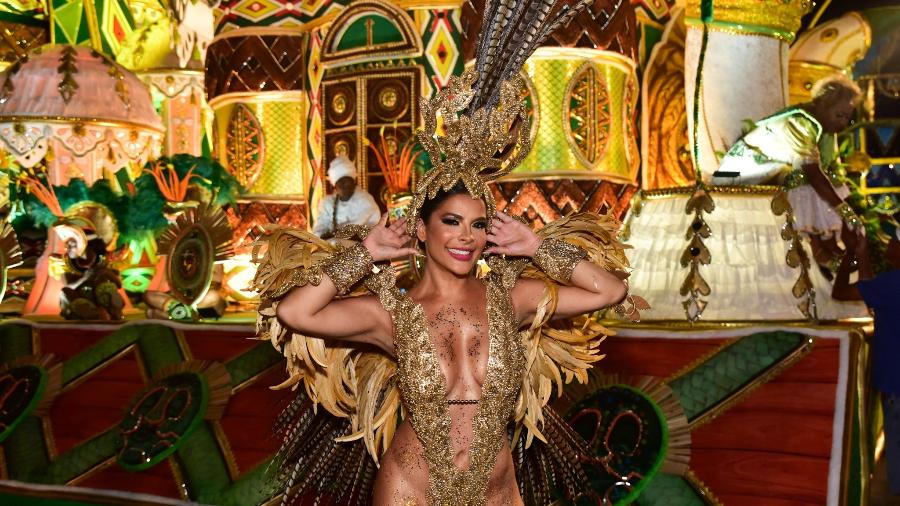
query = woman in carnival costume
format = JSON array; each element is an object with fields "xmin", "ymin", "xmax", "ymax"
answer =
[{"xmin": 252, "ymin": 1, "xmax": 647, "ymax": 504}]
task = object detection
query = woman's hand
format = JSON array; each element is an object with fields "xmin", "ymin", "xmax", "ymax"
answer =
[
  {"xmin": 485, "ymin": 211, "xmax": 542, "ymax": 257},
  {"xmin": 362, "ymin": 213, "xmax": 418, "ymax": 262}
]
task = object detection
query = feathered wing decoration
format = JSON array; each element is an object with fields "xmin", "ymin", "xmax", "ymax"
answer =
[
  {"xmin": 251, "ymin": 227, "xmax": 402, "ymax": 467},
  {"xmin": 507, "ymin": 211, "xmax": 645, "ymax": 448},
  {"xmin": 270, "ymin": 391, "xmax": 378, "ymax": 506},
  {"xmin": 512, "ymin": 406, "xmax": 593, "ymax": 504}
]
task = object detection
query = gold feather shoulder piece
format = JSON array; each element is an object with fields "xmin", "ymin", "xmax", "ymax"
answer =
[
  {"xmin": 505, "ymin": 210, "xmax": 647, "ymax": 448},
  {"xmin": 251, "ymin": 227, "xmax": 331, "ymax": 300},
  {"xmin": 251, "ymin": 227, "xmax": 401, "ymax": 462}
]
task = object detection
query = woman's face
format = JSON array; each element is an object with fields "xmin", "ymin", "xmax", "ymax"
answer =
[
  {"xmin": 417, "ymin": 194, "xmax": 488, "ymax": 276},
  {"xmin": 814, "ymin": 91, "xmax": 857, "ymax": 133},
  {"xmin": 821, "ymin": 97, "xmax": 856, "ymax": 133}
]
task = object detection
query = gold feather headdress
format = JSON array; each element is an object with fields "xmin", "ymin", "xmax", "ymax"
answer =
[{"xmin": 407, "ymin": 0, "xmax": 594, "ymax": 235}]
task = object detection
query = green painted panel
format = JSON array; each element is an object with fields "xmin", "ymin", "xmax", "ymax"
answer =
[
  {"xmin": 0, "ymin": 324, "xmax": 33, "ymax": 364},
  {"xmin": 52, "ymin": 0, "xmax": 85, "ymax": 44},
  {"xmin": 225, "ymin": 343, "xmax": 283, "ymax": 388},
  {"xmin": 175, "ymin": 422, "xmax": 232, "ymax": 500},
  {"xmin": 668, "ymin": 331, "xmax": 806, "ymax": 421},
  {"xmin": 61, "ymin": 327, "xmax": 141, "ymax": 385},
  {"xmin": 134, "ymin": 325, "xmax": 185, "ymax": 376},
  {"xmin": 337, "ymin": 15, "xmax": 404, "ymax": 51},
  {"xmin": 3, "ymin": 416, "xmax": 49, "ymax": 481},
  {"xmin": 212, "ymin": 459, "xmax": 278, "ymax": 506},
  {"xmin": 39, "ymin": 429, "xmax": 118, "ymax": 484},
  {"xmin": 635, "ymin": 473, "xmax": 706, "ymax": 506}
]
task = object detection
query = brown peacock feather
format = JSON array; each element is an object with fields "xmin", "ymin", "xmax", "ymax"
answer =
[{"xmin": 468, "ymin": 0, "xmax": 594, "ymax": 113}]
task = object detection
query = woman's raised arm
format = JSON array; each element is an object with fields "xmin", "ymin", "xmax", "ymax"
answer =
[
  {"xmin": 275, "ymin": 214, "xmax": 417, "ymax": 351},
  {"xmin": 486, "ymin": 212, "xmax": 628, "ymax": 325}
]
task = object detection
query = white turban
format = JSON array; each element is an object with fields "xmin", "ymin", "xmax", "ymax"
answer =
[{"xmin": 327, "ymin": 156, "xmax": 357, "ymax": 186}]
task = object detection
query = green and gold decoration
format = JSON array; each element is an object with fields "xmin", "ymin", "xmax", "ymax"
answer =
[
  {"xmin": 115, "ymin": 360, "xmax": 231, "ymax": 472},
  {"xmin": 558, "ymin": 375, "xmax": 690, "ymax": 504},
  {"xmin": 206, "ymin": 28, "xmax": 308, "ymax": 198},
  {"xmin": 685, "ymin": 0, "xmax": 812, "ymax": 42},
  {"xmin": 157, "ymin": 202, "xmax": 234, "ymax": 311},
  {"xmin": 513, "ymin": 47, "xmax": 639, "ymax": 183},
  {"xmin": 48, "ymin": 0, "xmax": 138, "ymax": 55},
  {"xmin": 0, "ymin": 354, "xmax": 62, "ymax": 444}
]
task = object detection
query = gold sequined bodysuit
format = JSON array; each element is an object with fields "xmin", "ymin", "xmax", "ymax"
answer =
[{"xmin": 375, "ymin": 270, "xmax": 525, "ymax": 505}]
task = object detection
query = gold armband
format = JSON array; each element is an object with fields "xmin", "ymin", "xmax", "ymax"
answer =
[
  {"xmin": 322, "ymin": 243, "xmax": 374, "ymax": 295},
  {"xmin": 834, "ymin": 201, "xmax": 862, "ymax": 229},
  {"xmin": 532, "ymin": 238, "xmax": 587, "ymax": 284}
]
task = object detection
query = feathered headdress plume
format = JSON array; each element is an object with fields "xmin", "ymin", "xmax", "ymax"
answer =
[{"xmin": 407, "ymin": 0, "xmax": 594, "ymax": 234}]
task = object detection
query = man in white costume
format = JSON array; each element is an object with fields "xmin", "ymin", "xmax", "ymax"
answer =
[{"xmin": 312, "ymin": 156, "xmax": 381, "ymax": 239}]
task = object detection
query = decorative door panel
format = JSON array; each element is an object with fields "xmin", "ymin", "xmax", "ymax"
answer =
[
  {"xmin": 322, "ymin": 68, "xmax": 420, "ymax": 206},
  {"xmin": 325, "ymin": 130, "xmax": 358, "ymax": 163},
  {"xmin": 366, "ymin": 76, "xmax": 414, "ymax": 125}
]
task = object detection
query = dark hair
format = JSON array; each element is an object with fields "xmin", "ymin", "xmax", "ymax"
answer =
[{"xmin": 418, "ymin": 181, "xmax": 473, "ymax": 224}]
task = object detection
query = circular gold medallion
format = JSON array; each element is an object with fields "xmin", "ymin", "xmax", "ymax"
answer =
[
  {"xmin": 333, "ymin": 93, "xmax": 347, "ymax": 115},
  {"xmin": 379, "ymin": 87, "xmax": 398, "ymax": 109}
]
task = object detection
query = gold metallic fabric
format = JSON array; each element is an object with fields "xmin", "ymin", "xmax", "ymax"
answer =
[
  {"xmin": 322, "ymin": 243, "xmax": 374, "ymax": 295},
  {"xmin": 532, "ymin": 238, "xmax": 587, "ymax": 284},
  {"xmin": 407, "ymin": 69, "xmax": 530, "ymax": 235},
  {"xmin": 375, "ymin": 267, "xmax": 523, "ymax": 505}
]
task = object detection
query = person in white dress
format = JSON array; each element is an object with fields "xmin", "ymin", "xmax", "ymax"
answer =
[
  {"xmin": 312, "ymin": 156, "xmax": 381, "ymax": 239},
  {"xmin": 712, "ymin": 76, "xmax": 864, "ymax": 268}
]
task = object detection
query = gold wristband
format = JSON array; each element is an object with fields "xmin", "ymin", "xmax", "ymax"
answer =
[
  {"xmin": 322, "ymin": 243, "xmax": 374, "ymax": 295},
  {"xmin": 532, "ymin": 238, "xmax": 587, "ymax": 284},
  {"xmin": 834, "ymin": 201, "xmax": 862, "ymax": 229}
]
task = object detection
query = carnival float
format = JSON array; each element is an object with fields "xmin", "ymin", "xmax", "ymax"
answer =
[{"xmin": 0, "ymin": 0, "xmax": 895, "ymax": 505}]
